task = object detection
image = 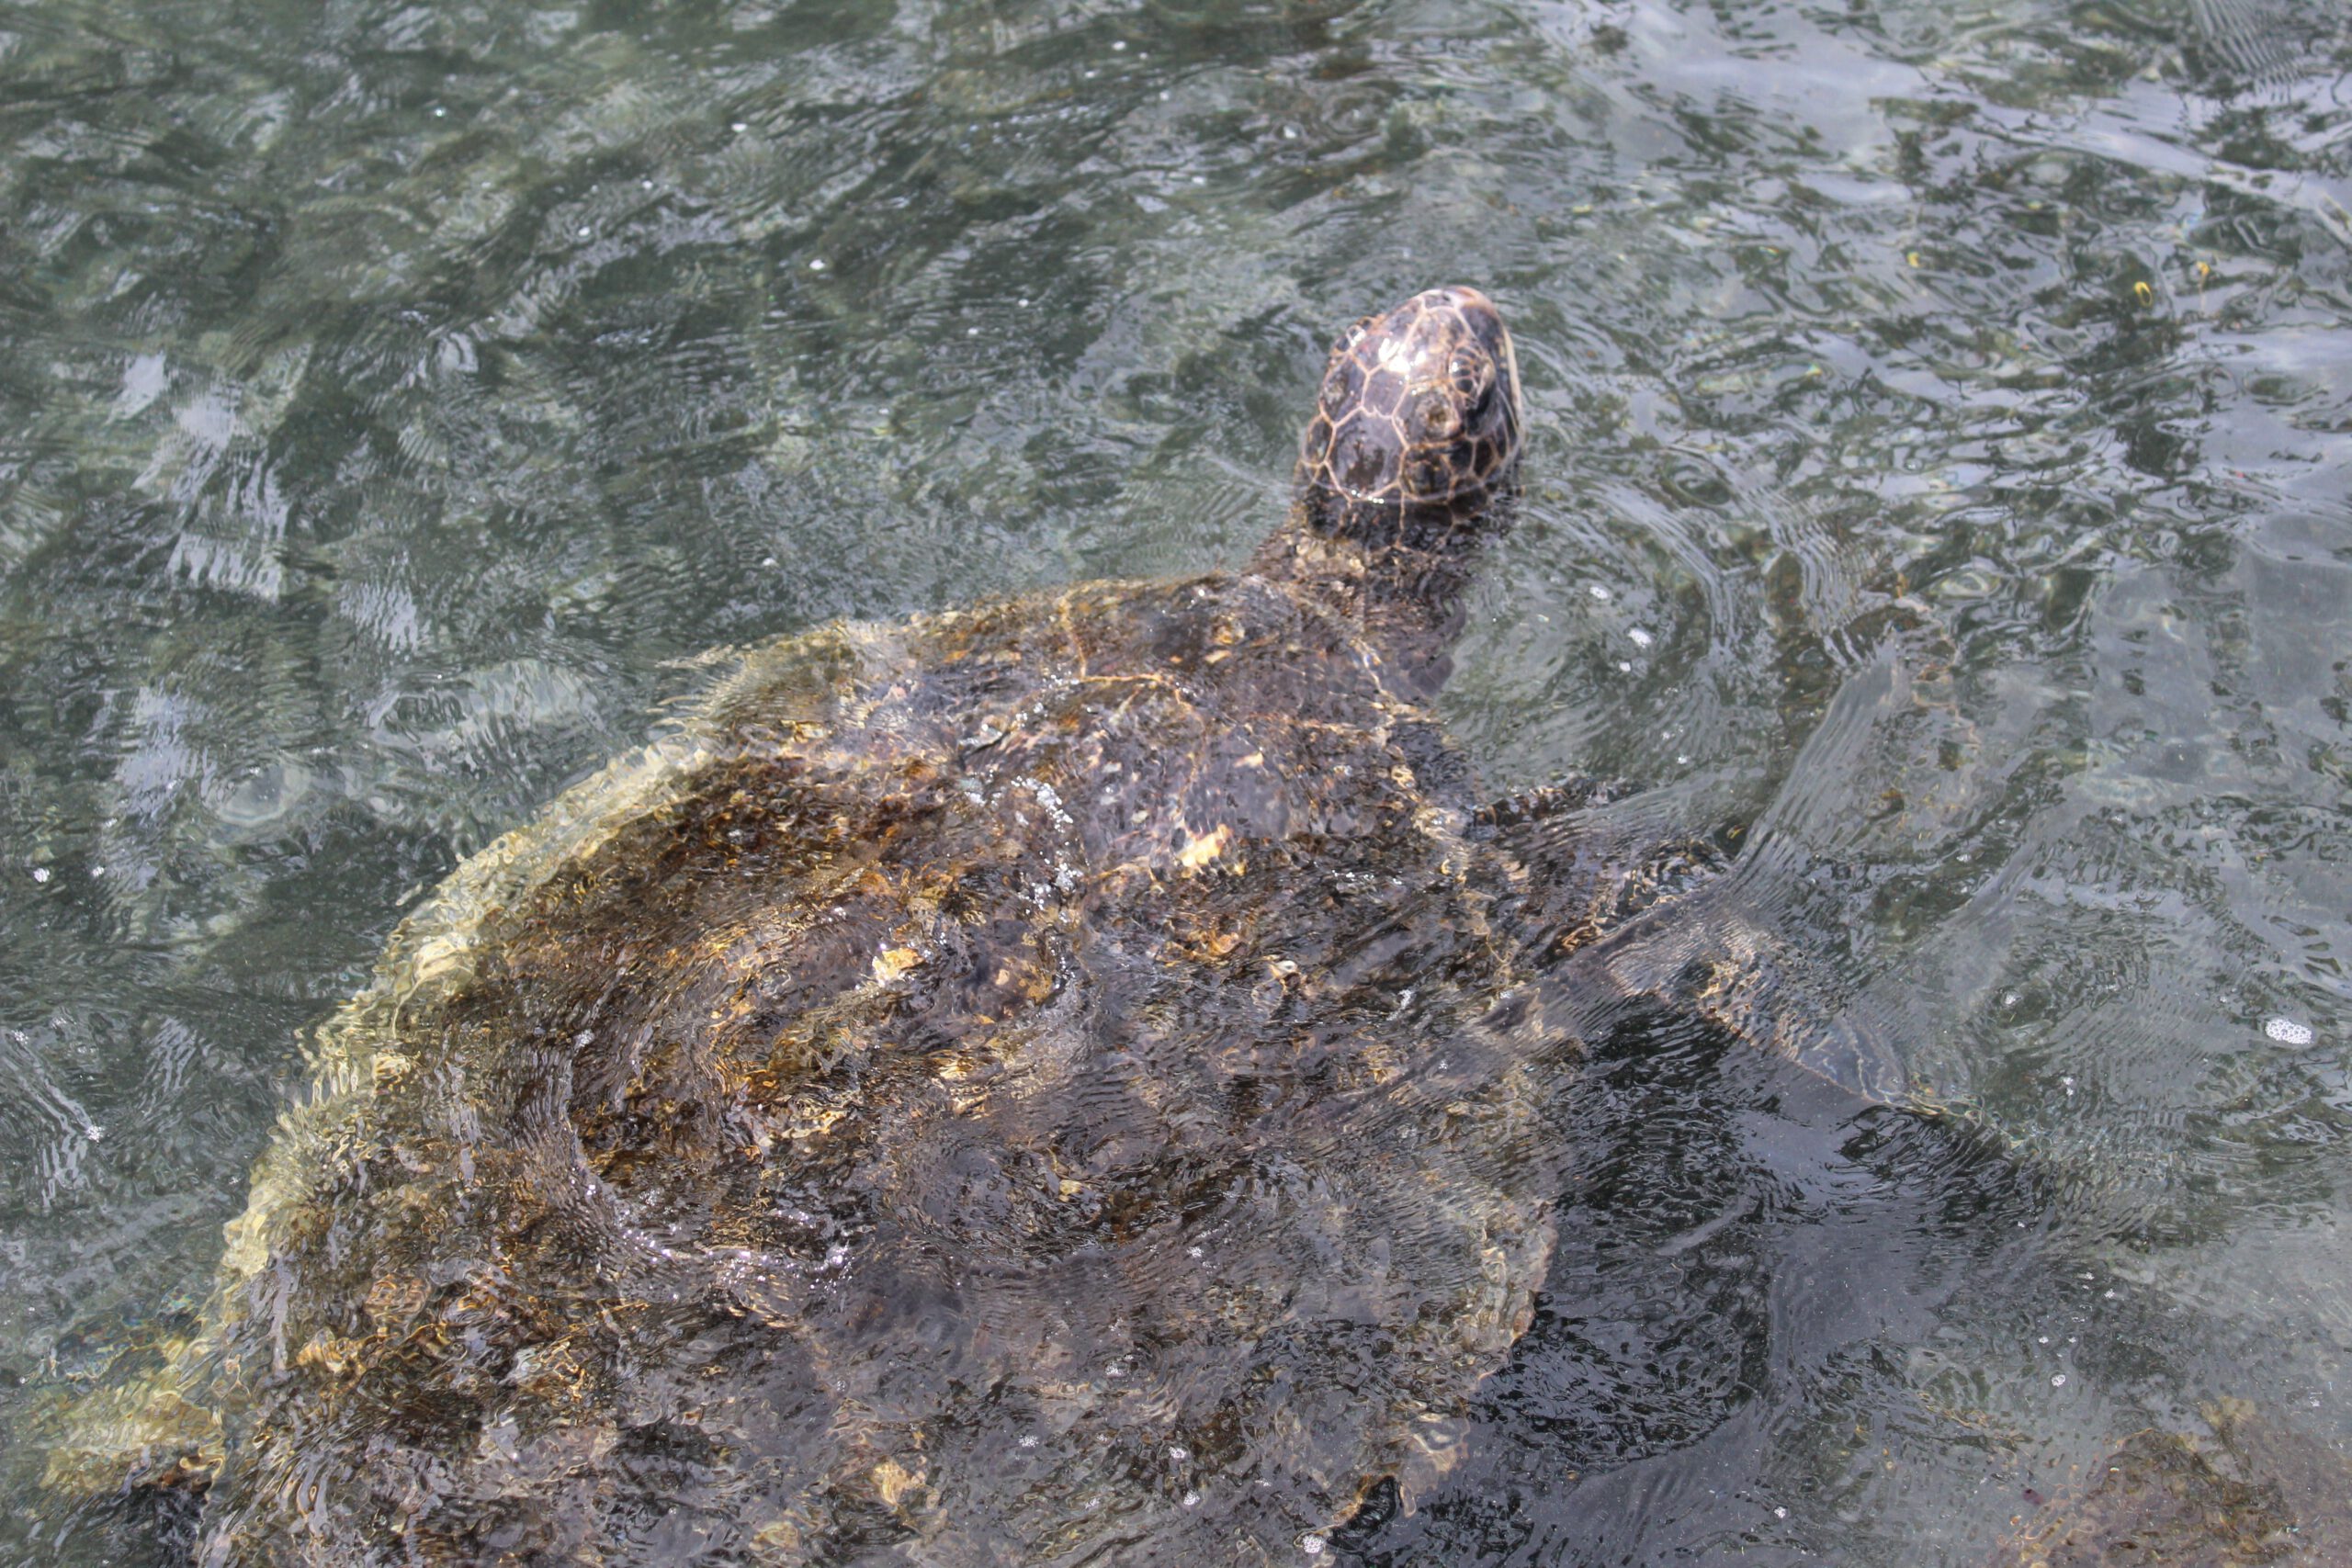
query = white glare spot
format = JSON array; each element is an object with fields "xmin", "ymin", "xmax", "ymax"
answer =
[
  {"xmin": 1589, "ymin": 583, "xmax": 1611, "ymax": 601},
  {"xmin": 2052, "ymin": 1374, "xmax": 2066, "ymax": 1387},
  {"xmin": 731, "ymin": 121, "xmax": 747, "ymax": 132},
  {"xmin": 1169, "ymin": 1446, "xmax": 1188, "ymax": 1461},
  {"xmin": 578, "ymin": 226, "xmax": 591, "ymax": 238},
  {"xmin": 809, "ymin": 258, "xmax": 828, "ymax": 272},
  {"xmin": 1302, "ymin": 1536, "xmax": 1327, "ymax": 1556},
  {"xmin": 1192, "ymin": 174, "xmax": 1206, "ymax": 185},
  {"xmin": 1282, "ymin": 124, "xmax": 1299, "ymax": 140},
  {"xmin": 31, "ymin": 867, "xmax": 48, "ymax": 884},
  {"xmin": 432, "ymin": 106, "xmax": 447, "ymax": 118},
  {"xmin": 1112, "ymin": 39, "xmax": 1127, "ymax": 51},
  {"xmin": 641, "ymin": 179, "xmax": 653, "ymax": 189},
  {"xmin": 1627, "ymin": 627, "xmax": 1654, "ymax": 647},
  {"xmin": 1188, "ymin": 1246, "xmax": 1204, "ymax": 1259},
  {"xmin": 85, "ymin": 1124, "xmax": 104, "ymax": 1142},
  {"xmin": 1019, "ymin": 1434, "xmax": 1039, "ymax": 1449},
  {"xmin": 2038, "ymin": 1336, "xmax": 2049, "ymax": 1344},
  {"xmin": 575, "ymin": 1030, "xmax": 595, "ymax": 1048},
  {"xmin": 1619, "ymin": 660, "xmax": 1634, "ymax": 672},
  {"xmin": 1676, "ymin": 755, "xmax": 1690, "ymax": 766},
  {"xmin": 968, "ymin": 326, "xmax": 979, "ymax": 336},
  {"xmin": 1159, "ymin": 90, "xmax": 1170, "ymax": 101},
  {"xmin": 2265, "ymin": 1016, "xmax": 2314, "ymax": 1046},
  {"xmin": 90, "ymin": 865, "xmax": 105, "ymax": 877},
  {"xmin": 1182, "ymin": 1491, "xmax": 1200, "ymax": 1507},
  {"xmin": 1774, "ymin": 1506, "xmax": 1787, "ymax": 1518},
  {"xmin": 762, "ymin": 556, "xmax": 777, "ymax": 568},
  {"xmin": 1017, "ymin": 298, "xmax": 1031, "ymax": 308}
]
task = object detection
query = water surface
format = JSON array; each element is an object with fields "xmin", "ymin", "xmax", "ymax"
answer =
[{"xmin": 3, "ymin": 0, "xmax": 2348, "ymax": 1561}]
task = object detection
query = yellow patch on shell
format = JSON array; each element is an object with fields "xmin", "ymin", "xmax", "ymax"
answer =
[
  {"xmin": 1178, "ymin": 823, "xmax": 1233, "ymax": 869},
  {"xmin": 872, "ymin": 946, "xmax": 923, "ymax": 983},
  {"xmin": 872, "ymin": 1458, "xmax": 925, "ymax": 1508}
]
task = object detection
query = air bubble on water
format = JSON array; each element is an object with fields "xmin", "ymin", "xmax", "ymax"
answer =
[
  {"xmin": 1282, "ymin": 124, "xmax": 1299, "ymax": 140},
  {"xmin": 1182, "ymin": 1492, "xmax": 1200, "ymax": 1507},
  {"xmin": 809, "ymin": 258, "xmax": 828, "ymax": 272},
  {"xmin": 731, "ymin": 121, "xmax": 747, "ymax": 132},
  {"xmin": 1301, "ymin": 1537, "xmax": 1326, "ymax": 1557},
  {"xmin": 1627, "ymin": 626, "xmax": 1653, "ymax": 647},
  {"xmin": 578, "ymin": 226, "xmax": 591, "ymax": 238},
  {"xmin": 1111, "ymin": 39, "xmax": 1127, "ymax": 51},
  {"xmin": 1192, "ymin": 174, "xmax": 1206, "ymax": 185},
  {"xmin": 1774, "ymin": 1506, "xmax": 1787, "ymax": 1519},
  {"xmin": 30, "ymin": 867, "xmax": 48, "ymax": 883},
  {"xmin": 432, "ymin": 106, "xmax": 446, "ymax": 117},
  {"xmin": 1019, "ymin": 1434, "xmax": 1039, "ymax": 1449},
  {"xmin": 2052, "ymin": 1374, "xmax": 2066, "ymax": 1387},
  {"xmin": 85, "ymin": 1124, "xmax": 104, "ymax": 1142},
  {"xmin": 1588, "ymin": 583, "xmax": 1611, "ymax": 601},
  {"xmin": 2264, "ymin": 1016, "xmax": 2314, "ymax": 1046},
  {"xmin": 1619, "ymin": 660, "xmax": 1634, "ymax": 672},
  {"xmin": 1169, "ymin": 1446, "xmax": 1188, "ymax": 1461},
  {"xmin": 90, "ymin": 865, "xmax": 104, "ymax": 877},
  {"xmin": 1188, "ymin": 1246, "xmax": 1204, "ymax": 1259}
]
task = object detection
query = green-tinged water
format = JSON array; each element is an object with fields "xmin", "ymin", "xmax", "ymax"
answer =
[{"xmin": 2, "ymin": 0, "xmax": 2347, "ymax": 1562}]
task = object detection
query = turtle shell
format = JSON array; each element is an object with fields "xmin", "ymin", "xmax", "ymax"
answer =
[{"xmin": 188, "ymin": 570, "xmax": 1568, "ymax": 1564}]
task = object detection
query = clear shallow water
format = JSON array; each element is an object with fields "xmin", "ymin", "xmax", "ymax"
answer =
[{"xmin": 1, "ymin": 0, "xmax": 2347, "ymax": 1562}]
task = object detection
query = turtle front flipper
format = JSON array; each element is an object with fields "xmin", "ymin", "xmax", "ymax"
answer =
[
  {"xmin": 1546, "ymin": 875, "xmax": 1910, "ymax": 1104},
  {"xmin": 1477, "ymin": 787, "xmax": 1906, "ymax": 1103}
]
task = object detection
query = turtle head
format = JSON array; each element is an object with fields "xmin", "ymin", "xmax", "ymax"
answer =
[
  {"xmin": 1258, "ymin": 288, "xmax": 1524, "ymax": 685},
  {"xmin": 1298, "ymin": 286, "xmax": 1522, "ymax": 510}
]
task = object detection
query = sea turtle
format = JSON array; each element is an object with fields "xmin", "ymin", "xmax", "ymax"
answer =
[{"xmin": 43, "ymin": 287, "xmax": 1882, "ymax": 1564}]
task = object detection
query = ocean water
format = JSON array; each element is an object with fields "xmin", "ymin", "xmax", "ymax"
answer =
[{"xmin": 2, "ymin": 0, "xmax": 2347, "ymax": 1561}]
